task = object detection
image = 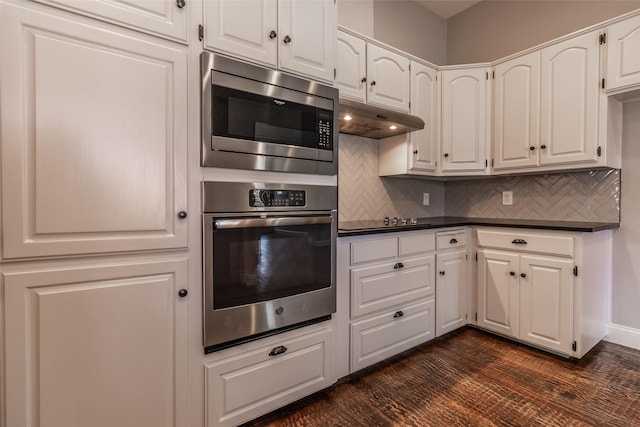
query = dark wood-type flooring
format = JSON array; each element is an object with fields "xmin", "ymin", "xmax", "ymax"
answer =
[{"xmin": 244, "ymin": 328, "xmax": 640, "ymax": 427}]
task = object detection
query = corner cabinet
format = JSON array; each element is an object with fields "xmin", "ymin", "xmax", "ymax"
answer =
[
  {"xmin": 336, "ymin": 231, "xmax": 436, "ymax": 376},
  {"xmin": 606, "ymin": 14, "xmax": 640, "ymax": 93},
  {"xmin": 475, "ymin": 227, "xmax": 611, "ymax": 357},
  {"xmin": 204, "ymin": 0, "xmax": 336, "ymax": 83},
  {"xmin": 378, "ymin": 61, "xmax": 438, "ymax": 176},
  {"xmin": 2, "ymin": 256, "xmax": 190, "ymax": 427},
  {"xmin": 0, "ymin": 2, "xmax": 188, "ymax": 259},
  {"xmin": 440, "ymin": 66, "xmax": 490, "ymax": 175}
]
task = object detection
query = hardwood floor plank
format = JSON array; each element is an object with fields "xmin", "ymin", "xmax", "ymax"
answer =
[{"xmin": 244, "ymin": 328, "xmax": 640, "ymax": 427}]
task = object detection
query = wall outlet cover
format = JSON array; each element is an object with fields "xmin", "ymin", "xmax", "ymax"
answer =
[
  {"xmin": 423, "ymin": 193, "xmax": 430, "ymax": 206},
  {"xmin": 502, "ymin": 191, "xmax": 513, "ymax": 206}
]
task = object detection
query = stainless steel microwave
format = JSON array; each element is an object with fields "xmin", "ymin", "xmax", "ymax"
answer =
[{"xmin": 200, "ymin": 52, "xmax": 339, "ymax": 175}]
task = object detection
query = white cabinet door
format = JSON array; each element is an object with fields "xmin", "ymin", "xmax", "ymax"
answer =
[
  {"xmin": 540, "ymin": 31, "xmax": 600, "ymax": 166},
  {"xmin": 0, "ymin": 3, "xmax": 188, "ymax": 259},
  {"xmin": 436, "ymin": 250, "xmax": 468, "ymax": 337},
  {"xmin": 204, "ymin": 0, "xmax": 278, "ymax": 68},
  {"xmin": 409, "ymin": 62, "xmax": 438, "ymax": 173},
  {"xmin": 278, "ymin": 0, "xmax": 336, "ymax": 83},
  {"xmin": 519, "ymin": 254, "xmax": 574, "ymax": 355},
  {"xmin": 606, "ymin": 15, "xmax": 640, "ymax": 91},
  {"xmin": 366, "ymin": 43, "xmax": 411, "ymax": 112},
  {"xmin": 33, "ymin": 0, "xmax": 188, "ymax": 42},
  {"xmin": 477, "ymin": 249, "xmax": 519, "ymax": 338},
  {"xmin": 493, "ymin": 51, "xmax": 541, "ymax": 171},
  {"xmin": 440, "ymin": 67, "xmax": 488, "ymax": 173},
  {"xmin": 336, "ymin": 30, "xmax": 367, "ymax": 102},
  {"xmin": 3, "ymin": 257, "xmax": 189, "ymax": 427}
]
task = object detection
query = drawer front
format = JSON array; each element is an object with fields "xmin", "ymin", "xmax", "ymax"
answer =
[
  {"xmin": 351, "ymin": 299, "xmax": 434, "ymax": 372},
  {"xmin": 399, "ymin": 233, "xmax": 435, "ymax": 257},
  {"xmin": 205, "ymin": 326, "xmax": 333, "ymax": 427},
  {"xmin": 436, "ymin": 231, "xmax": 467, "ymax": 251},
  {"xmin": 351, "ymin": 255, "xmax": 435, "ymax": 318},
  {"xmin": 476, "ymin": 229, "xmax": 574, "ymax": 257},
  {"xmin": 351, "ymin": 237, "xmax": 397, "ymax": 264}
]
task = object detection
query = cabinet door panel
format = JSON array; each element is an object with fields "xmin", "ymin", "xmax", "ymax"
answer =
[
  {"xmin": 493, "ymin": 51, "xmax": 540, "ymax": 170},
  {"xmin": 520, "ymin": 255, "xmax": 573, "ymax": 355},
  {"xmin": 0, "ymin": 3, "xmax": 187, "ymax": 259},
  {"xmin": 204, "ymin": 0, "xmax": 278, "ymax": 67},
  {"xmin": 3, "ymin": 257, "xmax": 189, "ymax": 427},
  {"xmin": 441, "ymin": 68, "xmax": 488, "ymax": 173},
  {"xmin": 336, "ymin": 31, "xmax": 366, "ymax": 102},
  {"xmin": 540, "ymin": 31, "xmax": 599, "ymax": 165},
  {"xmin": 436, "ymin": 250, "xmax": 468, "ymax": 336},
  {"xmin": 477, "ymin": 249, "xmax": 519, "ymax": 337},
  {"xmin": 33, "ymin": 0, "xmax": 188, "ymax": 42},
  {"xmin": 606, "ymin": 15, "xmax": 640, "ymax": 91},
  {"xmin": 278, "ymin": 0, "xmax": 336, "ymax": 83},
  {"xmin": 366, "ymin": 44, "xmax": 411, "ymax": 112},
  {"xmin": 409, "ymin": 62, "xmax": 438, "ymax": 172}
]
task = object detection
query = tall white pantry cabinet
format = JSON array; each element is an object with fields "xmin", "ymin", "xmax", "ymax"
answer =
[{"xmin": 0, "ymin": 1, "xmax": 190, "ymax": 426}]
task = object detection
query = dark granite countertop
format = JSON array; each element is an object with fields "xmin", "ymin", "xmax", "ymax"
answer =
[{"xmin": 338, "ymin": 216, "xmax": 619, "ymax": 237}]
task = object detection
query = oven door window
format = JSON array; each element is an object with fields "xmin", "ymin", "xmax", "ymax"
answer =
[
  {"xmin": 211, "ymin": 220, "xmax": 332, "ymax": 309},
  {"xmin": 211, "ymin": 84, "xmax": 333, "ymax": 151}
]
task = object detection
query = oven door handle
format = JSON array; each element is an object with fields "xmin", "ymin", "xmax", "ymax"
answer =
[{"xmin": 213, "ymin": 216, "xmax": 332, "ymax": 230}]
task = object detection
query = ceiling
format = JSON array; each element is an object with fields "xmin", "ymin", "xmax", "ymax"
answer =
[{"xmin": 413, "ymin": 0, "xmax": 481, "ymax": 19}]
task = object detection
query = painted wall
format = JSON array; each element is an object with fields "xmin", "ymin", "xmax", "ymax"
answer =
[
  {"xmin": 447, "ymin": 1, "xmax": 640, "ymax": 64},
  {"xmin": 612, "ymin": 101, "xmax": 640, "ymax": 331},
  {"xmin": 337, "ymin": 0, "xmax": 374, "ymax": 37},
  {"xmin": 373, "ymin": 0, "xmax": 446, "ymax": 64}
]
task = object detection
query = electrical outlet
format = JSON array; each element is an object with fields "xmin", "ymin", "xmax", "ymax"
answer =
[
  {"xmin": 423, "ymin": 193, "xmax": 430, "ymax": 206},
  {"xmin": 502, "ymin": 191, "xmax": 513, "ymax": 206}
]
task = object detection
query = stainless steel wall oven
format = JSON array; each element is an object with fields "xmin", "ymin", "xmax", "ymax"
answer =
[
  {"xmin": 201, "ymin": 52, "xmax": 339, "ymax": 175},
  {"xmin": 202, "ymin": 181, "xmax": 337, "ymax": 353}
]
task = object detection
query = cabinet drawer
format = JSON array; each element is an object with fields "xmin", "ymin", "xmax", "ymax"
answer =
[
  {"xmin": 399, "ymin": 233, "xmax": 435, "ymax": 257},
  {"xmin": 351, "ymin": 255, "xmax": 435, "ymax": 318},
  {"xmin": 351, "ymin": 299, "xmax": 434, "ymax": 372},
  {"xmin": 351, "ymin": 237, "xmax": 397, "ymax": 264},
  {"xmin": 205, "ymin": 326, "xmax": 333, "ymax": 427},
  {"xmin": 436, "ymin": 231, "xmax": 467, "ymax": 251},
  {"xmin": 476, "ymin": 229, "xmax": 574, "ymax": 257}
]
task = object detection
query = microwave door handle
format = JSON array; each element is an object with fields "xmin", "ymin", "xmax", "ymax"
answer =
[{"xmin": 214, "ymin": 216, "xmax": 332, "ymax": 230}]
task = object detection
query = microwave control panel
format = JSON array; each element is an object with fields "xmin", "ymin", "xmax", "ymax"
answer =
[{"xmin": 250, "ymin": 189, "xmax": 306, "ymax": 208}]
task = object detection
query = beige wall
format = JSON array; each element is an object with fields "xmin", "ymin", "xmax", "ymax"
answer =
[
  {"xmin": 338, "ymin": 0, "xmax": 374, "ymax": 37},
  {"xmin": 373, "ymin": 0, "xmax": 447, "ymax": 64},
  {"xmin": 447, "ymin": 1, "xmax": 640, "ymax": 64}
]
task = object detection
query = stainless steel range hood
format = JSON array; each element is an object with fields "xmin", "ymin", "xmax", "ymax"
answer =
[{"xmin": 338, "ymin": 98, "xmax": 425, "ymax": 139}]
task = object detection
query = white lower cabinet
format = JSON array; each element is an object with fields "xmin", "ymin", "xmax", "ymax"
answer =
[
  {"xmin": 475, "ymin": 227, "xmax": 611, "ymax": 357},
  {"xmin": 337, "ymin": 231, "xmax": 436, "ymax": 375},
  {"xmin": 435, "ymin": 229, "xmax": 470, "ymax": 337},
  {"xmin": 2, "ymin": 256, "xmax": 190, "ymax": 427},
  {"xmin": 204, "ymin": 323, "xmax": 334, "ymax": 427}
]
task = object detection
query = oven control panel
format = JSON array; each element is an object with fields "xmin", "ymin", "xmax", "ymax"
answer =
[{"xmin": 250, "ymin": 189, "xmax": 306, "ymax": 207}]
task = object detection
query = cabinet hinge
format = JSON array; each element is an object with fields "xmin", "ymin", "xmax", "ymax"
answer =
[
  {"xmin": 475, "ymin": 312, "xmax": 478, "ymax": 322},
  {"xmin": 491, "ymin": 159, "xmax": 494, "ymax": 167},
  {"xmin": 572, "ymin": 341, "xmax": 577, "ymax": 351},
  {"xmin": 602, "ymin": 78, "xmax": 605, "ymax": 89},
  {"xmin": 409, "ymin": 101, "xmax": 411, "ymax": 109},
  {"xmin": 465, "ymin": 313, "xmax": 468, "ymax": 320},
  {"xmin": 599, "ymin": 33, "xmax": 607, "ymax": 45},
  {"xmin": 198, "ymin": 24, "xmax": 204, "ymax": 41},
  {"xmin": 573, "ymin": 265, "xmax": 578, "ymax": 277},
  {"xmin": 334, "ymin": 68, "xmax": 336, "ymax": 79},
  {"xmin": 486, "ymin": 71, "xmax": 489, "ymax": 80},
  {"xmin": 492, "ymin": 70, "xmax": 495, "ymax": 79},
  {"xmin": 466, "ymin": 254, "xmax": 468, "ymax": 260},
  {"xmin": 475, "ymin": 252, "xmax": 478, "ymax": 262},
  {"xmin": 485, "ymin": 159, "xmax": 488, "ymax": 168},
  {"xmin": 597, "ymin": 146, "xmax": 602, "ymax": 157}
]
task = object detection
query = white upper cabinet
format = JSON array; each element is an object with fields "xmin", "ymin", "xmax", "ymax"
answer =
[
  {"xmin": 440, "ymin": 67, "xmax": 489, "ymax": 174},
  {"xmin": 0, "ymin": 3, "xmax": 188, "ymax": 259},
  {"xmin": 409, "ymin": 62, "xmax": 439, "ymax": 173},
  {"xmin": 540, "ymin": 30, "xmax": 600, "ymax": 166},
  {"xmin": 204, "ymin": 0, "xmax": 278, "ymax": 68},
  {"xmin": 336, "ymin": 30, "xmax": 367, "ymax": 102},
  {"xmin": 606, "ymin": 14, "xmax": 640, "ymax": 92},
  {"xmin": 205, "ymin": 0, "xmax": 336, "ymax": 83},
  {"xmin": 492, "ymin": 51, "xmax": 541, "ymax": 171},
  {"xmin": 33, "ymin": 0, "xmax": 188, "ymax": 42},
  {"xmin": 366, "ymin": 43, "xmax": 411, "ymax": 112}
]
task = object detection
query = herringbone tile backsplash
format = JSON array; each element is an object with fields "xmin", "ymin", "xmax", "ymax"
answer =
[{"xmin": 339, "ymin": 134, "xmax": 620, "ymax": 223}]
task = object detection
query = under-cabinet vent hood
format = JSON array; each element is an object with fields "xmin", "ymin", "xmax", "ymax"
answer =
[{"xmin": 338, "ymin": 98, "xmax": 425, "ymax": 139}]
